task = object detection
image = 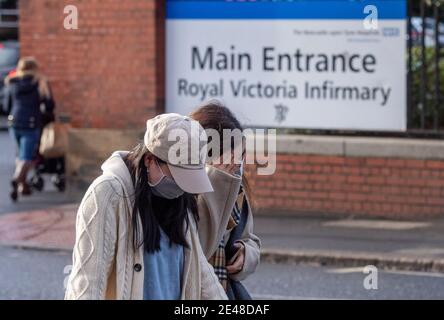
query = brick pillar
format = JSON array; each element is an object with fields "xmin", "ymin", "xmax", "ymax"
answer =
[
  {"xmin": 19, "ymin": 0, "xmax": 164, "ymax": 128},
  {"xmin": 19, "ymin": 0, "xmax": 165, "ymax": 194}
]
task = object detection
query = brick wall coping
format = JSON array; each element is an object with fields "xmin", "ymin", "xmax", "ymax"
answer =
[
  {"xmin": 67, "ymin": 128, "xmax": 444, "ymax": 161},
  {"xmin": 251, "ymin": 134, "xmax": 444, "ymax": 160}
]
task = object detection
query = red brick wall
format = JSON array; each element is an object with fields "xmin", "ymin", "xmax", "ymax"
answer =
[
  {"xmin": 247, "ymin": 154, "xmax": 444, "ymax": 219},
  {"xmin": 19, "ymin": 0, "xmax": 164, "ymax": 129},
  {"xmin": 19, "ymin": 1, "xmax": 444, "ymax": 219}
]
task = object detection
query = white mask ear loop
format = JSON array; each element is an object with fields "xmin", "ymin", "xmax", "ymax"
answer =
[
  {"xmin": 147, "ymin": 159, "xmax": 166, "ymax": 187},
  {"xmin": 155, "ymin": 159, "xmax": 167, "ymax": 177}
]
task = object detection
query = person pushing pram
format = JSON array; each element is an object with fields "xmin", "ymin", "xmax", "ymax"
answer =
[{"xmin": 2, "ymin": 56, "xmax": 57, "ymax": 201}]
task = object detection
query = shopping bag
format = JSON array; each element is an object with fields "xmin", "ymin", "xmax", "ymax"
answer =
[{"xmin": 39, "ymin": 122, "xmax": 70, "ymax": 158}]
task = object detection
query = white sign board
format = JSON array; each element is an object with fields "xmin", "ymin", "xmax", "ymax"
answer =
[{"xmin": 166, "ymin": 0, "xmax": 407, "ymax": 131}]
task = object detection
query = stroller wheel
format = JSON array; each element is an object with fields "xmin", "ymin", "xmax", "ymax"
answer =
[
  {"xmin": 31, "ymin": 175, "xmax": 44, "ymax": 192},
  {"xmin": 52, "ymin": 176, "xmax": 66, "ymax": 192}
]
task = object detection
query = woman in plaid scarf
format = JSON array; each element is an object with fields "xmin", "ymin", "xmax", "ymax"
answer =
[{"xmin": 190, "ymin": 102, "xmax": 261, "ymax": 297}]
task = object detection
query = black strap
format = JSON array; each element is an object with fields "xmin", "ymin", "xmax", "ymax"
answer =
[
  {"xmin": 225, "ymin": 195, "xmax": 253, "ymax": 300},
  {"xmin": 225, "ymin": 194, "xmax": 249, "ymax": 260}
]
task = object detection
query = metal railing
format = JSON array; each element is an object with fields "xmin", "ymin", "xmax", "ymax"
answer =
[{"xmin": 407, "ymin": 0, "xmax": 444, "ymax": 134}]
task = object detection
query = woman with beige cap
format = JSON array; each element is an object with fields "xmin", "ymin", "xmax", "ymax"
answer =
[{"xmin": 65, "ymin": 113, "xmax": 227, "ymax": 300}]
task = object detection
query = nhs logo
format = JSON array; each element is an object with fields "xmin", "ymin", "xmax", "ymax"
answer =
[{"xmin": 383, "ymin": 27, "xmax": 400, "ymax": 37}]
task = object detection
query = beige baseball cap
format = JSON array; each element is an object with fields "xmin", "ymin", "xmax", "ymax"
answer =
[{"xmin": 144, "ymin": 113, "xmax": 213, "ymax": 194}]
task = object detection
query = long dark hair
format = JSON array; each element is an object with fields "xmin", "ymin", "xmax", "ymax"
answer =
[
  {"xmin": 189, "ymin": 101, "xmax": 253, "ymax": 202},
  {"xmin": 124, "ymin": 142, "xmax": 198, "ymax": 253}
]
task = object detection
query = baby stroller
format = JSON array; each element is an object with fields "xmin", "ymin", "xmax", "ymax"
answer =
[
  {"xmin": 30, "ymin": 153, "xmax": 66, "ymax": 192},
  {"xmin": 29, "ymin": 113, "xmax": 67, "ymax": 193}
]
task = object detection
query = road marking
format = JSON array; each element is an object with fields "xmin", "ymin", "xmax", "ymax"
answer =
[
  {"xmin": 252, "ymin": 293, "xmax": 341, "ymax": 300},
  {"xmin": 327, "ymin": 267, "xmax": 367, "ymax": 274},
  {"xmin": 322, "ymin": 219, "xmax": 431, "ymax": 230},
  {"xmin": 327, "ymin": 267, "xmax": 444, "ymax": 278},
  {"xmin": 383, "ymin": 270, "xmax": 444, "ymax": 278}
]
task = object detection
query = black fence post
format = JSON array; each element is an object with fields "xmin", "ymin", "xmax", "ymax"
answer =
[
  {"xmin": 407, "ymin": 0, "xmax": 413, "ymax": 130},
  {"xmin": 434, "ymin": 2, "xmax": 441, "ymax": 131},
  {"xmin": 420, "ymin": 0, "xmax": 427, "ymax": 130}
]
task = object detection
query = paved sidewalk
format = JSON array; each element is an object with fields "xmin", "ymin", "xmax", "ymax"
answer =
[
  {"xmin": 0, "ymin": 204, "xmax": 76, "ymax": 251},
  {"xmin": 255, "ymin": 216, "xmax": 444, "ymax": 259},
  {"xmin": 255, "ymin": 216, "xmax": 444, "ymax": 272},
  {"xmin": 1, "ymin": 204, "xmax": 444, "ymax": 272}
]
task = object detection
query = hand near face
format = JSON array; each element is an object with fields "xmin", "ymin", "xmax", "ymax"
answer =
[{"xmin": 211, "ymin": 153, "xmax": 241, "ymax": 176}]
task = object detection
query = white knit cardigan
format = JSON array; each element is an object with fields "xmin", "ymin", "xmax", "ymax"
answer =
[{"xmin": 64, "ymin": 151, "xmax": 227, "ymax": 300}]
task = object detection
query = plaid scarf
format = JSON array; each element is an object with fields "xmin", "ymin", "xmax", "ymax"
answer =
[{"xmin": 209, "ymin": 189, "xmax": 244, "ymax": 291}]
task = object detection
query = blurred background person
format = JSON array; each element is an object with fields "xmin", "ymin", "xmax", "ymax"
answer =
[{"xmin": 2, "ymin": 56, "xmax": 54, "ymax": 201}]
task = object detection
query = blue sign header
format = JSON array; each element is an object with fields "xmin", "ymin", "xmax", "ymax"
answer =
[{"xmin": 166, "ymin": 0, "xmax": 406, "ymax": 20}]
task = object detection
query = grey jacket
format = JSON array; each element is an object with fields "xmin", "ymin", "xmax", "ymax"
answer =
[{"xmin": 198, "ymin": 166, "xmax": 261, "ymax": 282}]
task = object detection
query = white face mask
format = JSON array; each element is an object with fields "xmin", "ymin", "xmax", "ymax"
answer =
[{"xmin": 148, "ymin": 160, "xmax": 184, "ymax": 199}]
